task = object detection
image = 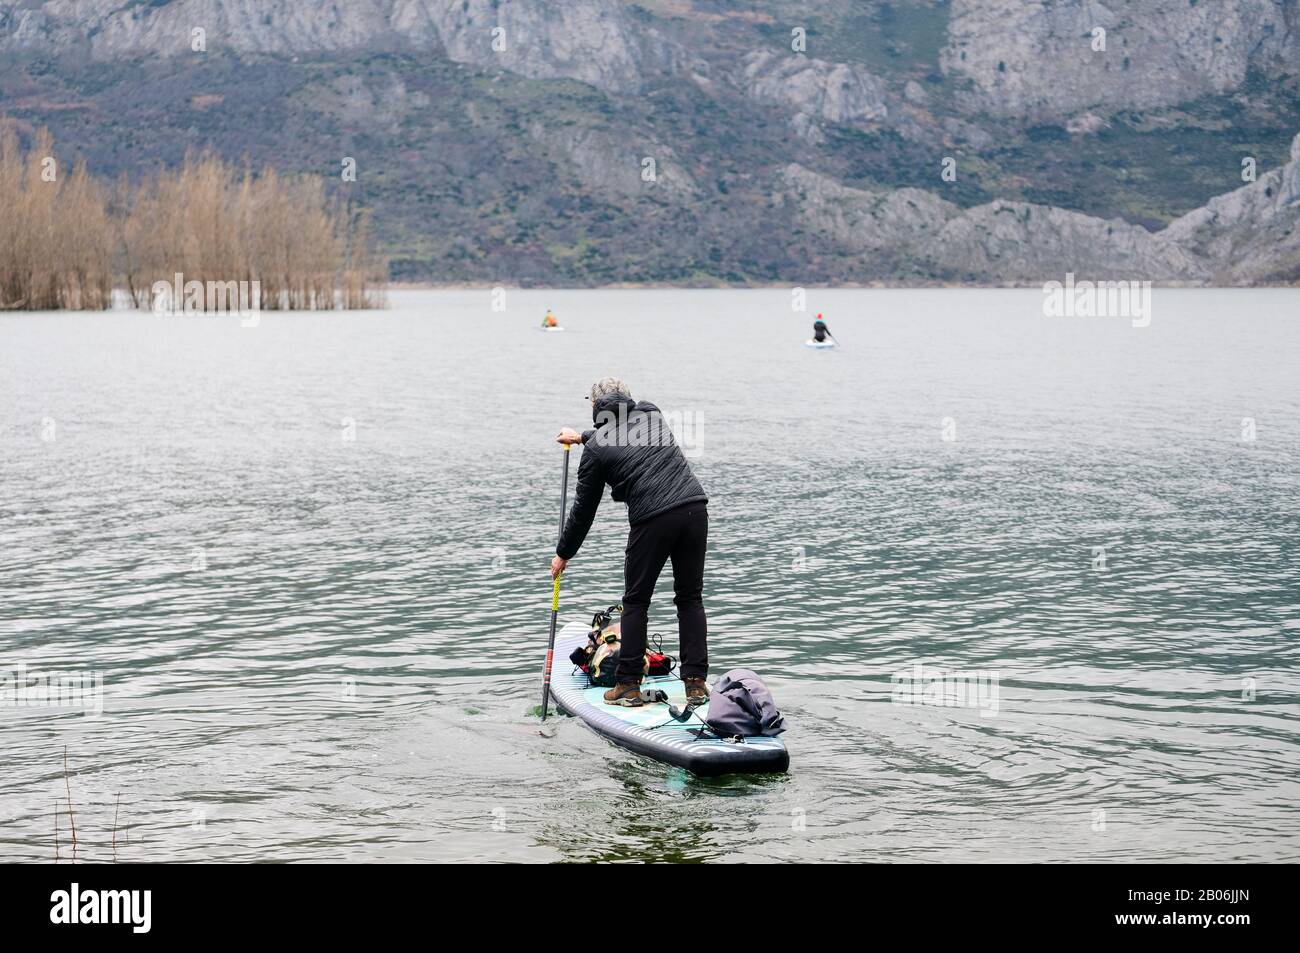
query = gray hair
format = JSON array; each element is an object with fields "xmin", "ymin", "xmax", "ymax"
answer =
[{"xmin": 590, "ymin": 377, "xmax": 631, "ymax": 402}]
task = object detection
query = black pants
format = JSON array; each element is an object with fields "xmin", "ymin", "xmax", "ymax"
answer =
[{"xmin": 616, "ymin": 502, "xmax": 708, "ymax": 683}]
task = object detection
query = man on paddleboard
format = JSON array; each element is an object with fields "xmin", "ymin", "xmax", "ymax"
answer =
[
  {"xmin": 812, "ymin": 313, "xmax": 831, "ymax": 343},
  {"xmin": 551, "ymin": 378, "xmax": 710, "ymax": 708}
]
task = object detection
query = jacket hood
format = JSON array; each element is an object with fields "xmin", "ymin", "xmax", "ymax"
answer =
[{"xmin": 592, "ymin": 392, "xmax": 637, "ymax": 425}]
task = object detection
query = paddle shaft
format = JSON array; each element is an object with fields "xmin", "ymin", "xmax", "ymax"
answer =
[{"xmin": 540, "ymin": 444, "xmax": 572, "ymax": 720}]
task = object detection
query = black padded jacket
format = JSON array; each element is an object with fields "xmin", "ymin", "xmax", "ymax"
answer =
[{"xmin": 555, "ymin": 394, "xmax": 707, "ymax": 560}]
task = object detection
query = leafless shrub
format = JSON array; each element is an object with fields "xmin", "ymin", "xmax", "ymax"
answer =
[
  {"xmin": 0, "ymin": 128, "xmax": 113, "ymax": 310},
  {"xmin": 2, "ymin": 125, "xmax": 385, "ymax": 311}
]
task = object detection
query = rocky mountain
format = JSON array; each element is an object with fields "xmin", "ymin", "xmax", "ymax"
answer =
[
  {"xmin": 942, "ymin": 0, "xmax": 1298, "ymax": 120},
  {"xmin": 1166, "ymin": 130, "xmax": 1300, "ymax": 284},
  {"xmin": 783, "ymin": 132, "xmax": 1300, "ymax": 284},
  {"xmin": 741, "ymin": 50, "xmax": 889, "ymax": 142},
  {"xmin": 2, "ymin": 0, "xmax": 1298, "ymax": 285},
  {"xmin": 1, "ymin": 0, "xmax": 667, "ymax": 92}
]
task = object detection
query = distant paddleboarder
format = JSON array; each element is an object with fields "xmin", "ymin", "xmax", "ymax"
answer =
[
  {"xmin": 812, "ymin": 313, "xmax": 832, "ymax": 343},
  {"xmin": 542, "ymin": 309, "xmax": 559, "ymax": 329},
  {"xmin": 551, "ymin": 378, "xmax": 710, "ymax": 708}
]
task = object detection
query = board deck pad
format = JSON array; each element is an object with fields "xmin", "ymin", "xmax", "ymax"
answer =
[
  {"xmin": 577, "ymin": 679, "xmax": 705, "ymax": 729},
  {"xmin": 550, "ymin": 621, "xmax": 789, "ymax": 777}
]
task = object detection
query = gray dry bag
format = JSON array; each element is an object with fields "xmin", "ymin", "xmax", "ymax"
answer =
[{"xmin": 705, "ymin": 669, "xmax": 786, "ymax": 738}]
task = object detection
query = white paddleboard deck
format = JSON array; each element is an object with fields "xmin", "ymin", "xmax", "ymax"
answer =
[{"xmin": 549, "ymin": 622, "xmax": 789, "ymax": 777}]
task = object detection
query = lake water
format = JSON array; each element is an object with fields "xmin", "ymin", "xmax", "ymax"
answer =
[{"xmin": 1, "ymin": 288, "xmax": 1298, "ymax": 863}]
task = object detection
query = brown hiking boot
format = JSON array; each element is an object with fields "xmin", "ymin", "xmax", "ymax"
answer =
[
  {"xmin": 684, "ymin": 677, "xmax": 709, "ymax": 707},
  {"xmin": 603, "ymin": 681, "xmax": 644, "ymax": 707}
]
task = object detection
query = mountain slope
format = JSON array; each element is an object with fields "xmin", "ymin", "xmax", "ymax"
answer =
[{"xmin": 1, "ymin": 0, "xmax": 1298, "ymax": 284}]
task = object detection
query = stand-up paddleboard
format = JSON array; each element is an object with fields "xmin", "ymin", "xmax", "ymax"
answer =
[
  {"xmin": 550, "ymin": 621, "xmax": 789, "ymax": 777},
  {"xmin": 804, "ymin": 339, "xmax": 836, "ymax": 349},
  {"xmin": 539, "ymin": 326, "xmax": 566, "ymax": 332}
]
